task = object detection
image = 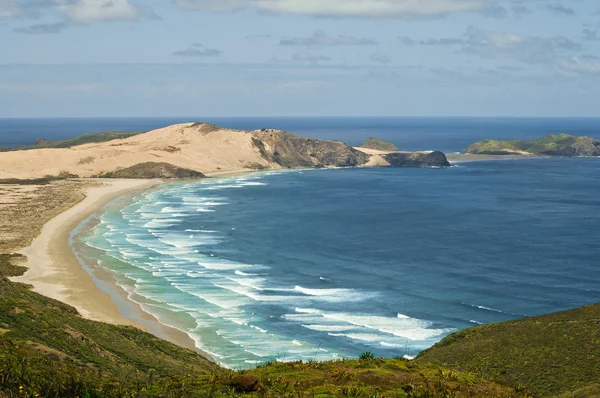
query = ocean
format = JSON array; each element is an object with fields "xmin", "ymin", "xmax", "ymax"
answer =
[{"xmin": 3, "ymin": 117, "xmax": 599, "ymax": 369}]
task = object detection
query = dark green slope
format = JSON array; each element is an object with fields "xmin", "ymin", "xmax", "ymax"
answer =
[{"xmin": 417, "ymin": 302, "xmax": 600, "ymax": 397}]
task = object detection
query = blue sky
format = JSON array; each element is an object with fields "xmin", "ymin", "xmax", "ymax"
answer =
[{"xmin": 1, "ymin": 0, "xmax": 600, "ymax": 117}]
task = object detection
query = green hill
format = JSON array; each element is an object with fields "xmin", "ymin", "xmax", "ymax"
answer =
[
  {"xmin": 0, "ymin": 131, "xmax": 142, "ymax": 152},
  {"xmin": 100, "ymin": 162, "xmax": 205, "ymax": 179},
  {"xmin": 416, "ymin": 302, "xmax": 600, "ymax": 396},
  {"xmin": 360, "ymin": 138, "xmax": 399, "ymax": 152},
  {"xmin": 463, "ymin": 134, "xmax": 600, "ymax": 157}
]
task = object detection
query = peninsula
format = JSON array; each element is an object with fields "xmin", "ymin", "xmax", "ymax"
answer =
[{"xmin": 0, "ymin": 123, "xmax": 450, "ymax": 180}]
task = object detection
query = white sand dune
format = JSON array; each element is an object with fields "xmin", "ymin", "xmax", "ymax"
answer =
[{"xmin": 0, "ymin": 123, "xmax": 272, "ymax": 179}]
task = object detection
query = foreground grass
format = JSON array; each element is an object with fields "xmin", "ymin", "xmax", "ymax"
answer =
[
  {"xmin": 417, "ymin": 303, "xmax": 600, "ymax": 397},
  {"xmin": 0, "ymin": 255, "xmax": 520, "ymax": 397},
  {"xmin": 0, "ymin": 131, "xmax": 142, "ymax": 152}
]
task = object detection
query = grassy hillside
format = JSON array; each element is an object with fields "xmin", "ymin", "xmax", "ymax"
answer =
[
  {"xmin": 417, "ymin": 302, "xmax": 600, "ymax": 397},
  {"xmin": 100, "ymin": 162, "xmax": 205, "ymax": 179},
  {"xmin": 463, "ymin": 134, "xmax": 600, "ymax": 156},
  {"xmin": 360, "ymin": 138, "xmax": 399, "ymax": 152},
  {"xmin": 0, "ymin": 254, "xmax": 520, "ymax": 397},
  {"xmin": 0, "ymin": 131, "xmax": 142, "ymax": 152}
]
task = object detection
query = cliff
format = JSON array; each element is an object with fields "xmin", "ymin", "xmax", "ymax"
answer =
[
  {"xmin": 384, "ymin": 151, "xmax": 451, "ymax": 167},
  {"xmin": 464, "ymin": 134, "xmax": 600, "ymax": 157},
  {"xmin": 251, "ymin": 129, "xmax": 369, "ymax": 168}
]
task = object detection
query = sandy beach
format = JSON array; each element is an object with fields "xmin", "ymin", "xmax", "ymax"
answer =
[{"xmin": 9, "ymin": 178, "xmax": 201, "ymax": 352}]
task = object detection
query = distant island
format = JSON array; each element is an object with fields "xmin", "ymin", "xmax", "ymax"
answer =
[{"xmin": 463, "ymin": 133, "xmax": 600, "ymax": 157}]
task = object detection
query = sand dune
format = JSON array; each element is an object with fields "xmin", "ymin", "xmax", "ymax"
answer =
[{"xmin": 0, "ymin": 123, "xmax": 271, "ymax": 179}]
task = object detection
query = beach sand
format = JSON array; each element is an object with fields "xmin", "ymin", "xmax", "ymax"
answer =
[{"xmin": 9, "ymin": 178, "xmax": 201, "ymax": 352}]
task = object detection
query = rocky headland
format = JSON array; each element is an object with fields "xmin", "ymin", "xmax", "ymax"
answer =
[{"xmin": 0, "ymin": 123, "xmax": 450, "ymax": 179}]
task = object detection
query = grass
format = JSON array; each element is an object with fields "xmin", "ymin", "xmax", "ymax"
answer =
[
  {"xmin": 0, "ymin": 171, "xmax": 79, "ymax": 185},
  {"xmin": 360, "ymin": 138, "xmax": 399, "ymax": 152},
  {"xmin": 99, "ymin": 162, "xmax": 205, "ymax": 179},
  {"xmin": 416, "ymin": 302, "xmax": 600, "ymax": 396},
  {"xmin": 0, "ymin": 132, "xmax": 142, "ymax": 152},
  {"xmin": 463, "ymin": 134, "xmax": 600, "ymax": 156}
]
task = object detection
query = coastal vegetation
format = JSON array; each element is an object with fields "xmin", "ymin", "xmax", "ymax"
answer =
[
  {"xmin": 417, "ymin": 302, "xmax": 600, "ymax": 396},
  {"xmin": 463, "ymin": 134, "xmax": 600, "ymax": 157},
  {"xmin": 99, "ymin": 162, "xmax": 206, "ymax": 179},
  {"xmin": 0, "ymin": 179, "xmax": 88, "ymax": 253},
  {"xmin": 0, "ymin": 132, "xmax": 142, "ymax": 152},
  {"xmin": 360, "ymin": 138, "xmax": 399, "ymax": 152}
]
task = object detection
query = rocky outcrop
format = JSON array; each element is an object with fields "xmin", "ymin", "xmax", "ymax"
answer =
[
  {"xmin": 383, "ymin": 151, "xmax": 451, "ymax": 167},
  {"xmin": 251, "ymin": 130, "xmax": 369, "ymax": 168},
  {"xmin": 464, "ymin": 134, "xmax": 600, "ymax": 157},
  {"xmin": 360, "ymin": 138, "xmax": 398, "ymax": 152},
  {"xmin": 100, "ymin": 162, "xmax": 205, "ymax": 179}
]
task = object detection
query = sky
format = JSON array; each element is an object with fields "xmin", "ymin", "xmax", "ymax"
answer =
[{"xmin": 1, "ymin": 0, "xmax": 600, "ymax": 117}]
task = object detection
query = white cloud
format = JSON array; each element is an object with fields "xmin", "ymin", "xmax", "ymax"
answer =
[
  {"xmin": 460, "ymin": 26, "xmax": 581, "ymax": 64},
  {"xmin": 292, "ymin": 52, "xmax": 331, "ymax": 63},
  {"xmin": 558, "ymin": 56, "xmax": 600, "ymax": 76},
  {"xmin": 400, "ymin": 26, "xmax": 582, "ymax": 65},
  {"xmin": 369, "ymin": 53, "xmax": 391, "ymax": 64},
  {"xmin": 0, "ymin": 0, "xmax": 21, "ymax": 19},
  {"xmin": 55, "ymin": 0, "xmax": 141, "ymax": 22},
  {"xmin": 0, "ymin": 0, "xmax": 156, "ymax": 23},
  {"xmin": 173, "ymin": 43, "xmax": 222, "ymax": 57},
  {"xmin": 280, "ymin": 31, "xmax": 377, "ymax": 46},
  {"xmin": 174, "ymin": 0, "xmax": 484, "ymax": 18}
]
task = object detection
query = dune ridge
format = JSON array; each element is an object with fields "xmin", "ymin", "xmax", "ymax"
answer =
[{"xmin": 0, "ymin": 123, "xmax": 453, "ymax": 179}]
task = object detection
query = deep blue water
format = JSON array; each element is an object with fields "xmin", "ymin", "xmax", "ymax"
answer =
[
  {"xmin": 72, "ymin": 158, "xmax": 600, "ymax": 369},
  {"xmin": 3, "ymin": 117, "xmax": 599, "ymax": 369},
  {"xmin": 1, "ymin": 117, "xmax": 599, "ymax": 153}
]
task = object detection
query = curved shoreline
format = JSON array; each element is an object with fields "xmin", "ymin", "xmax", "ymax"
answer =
[{"xmin": 9, "ymin": 178, "xmax": 201, "ymax": 353}]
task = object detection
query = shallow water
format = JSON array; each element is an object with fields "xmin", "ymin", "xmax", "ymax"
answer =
[{"xmin": 72, "ymin": 158, "xmax": 600, "ymax": 368}]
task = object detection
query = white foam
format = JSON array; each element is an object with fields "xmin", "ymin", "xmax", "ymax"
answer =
[
  {"xmin": 235, "ymin": 270, "xmax": 259, "ymax": 276},
  {"xmin": 294, "ymin": 286, "xmax": 353, "ymax": 296},
  {"xmin": 199, "ymin": 262, "xmax": 247, "ymax": 271},
  {"xmin": 295, "ymin": 308, "xmax": 322, "ymax": 315},
  {"xmin": 226, "ymin": 277, "xmax": 265, "ymax": 291},
  {"xmin": 329, "ymin": 333, "xmax": 383, "ymax": 342},
  {"xmin": 301, "ymin": 324, "xmax": 356, "ymax": 332},
  {"xmin": 468, "ymin": 304, "xmax": 505, "ymax": 313},
  {"xmin": 380, "ymin": 342, "xmax": 404, "ymax": 348},
  {"xmin": 321, "ymin": 313, "xmax": 447, "ymax": 340}
]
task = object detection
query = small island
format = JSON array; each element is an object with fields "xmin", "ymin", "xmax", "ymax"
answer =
[{"xmin": 463, "ymin": 134, "xmax": 600, "ymax": 157}]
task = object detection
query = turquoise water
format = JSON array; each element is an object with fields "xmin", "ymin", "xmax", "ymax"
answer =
[{"xmin": 72, "ymin": 158, "xmax": 600, "ymax": 369}]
